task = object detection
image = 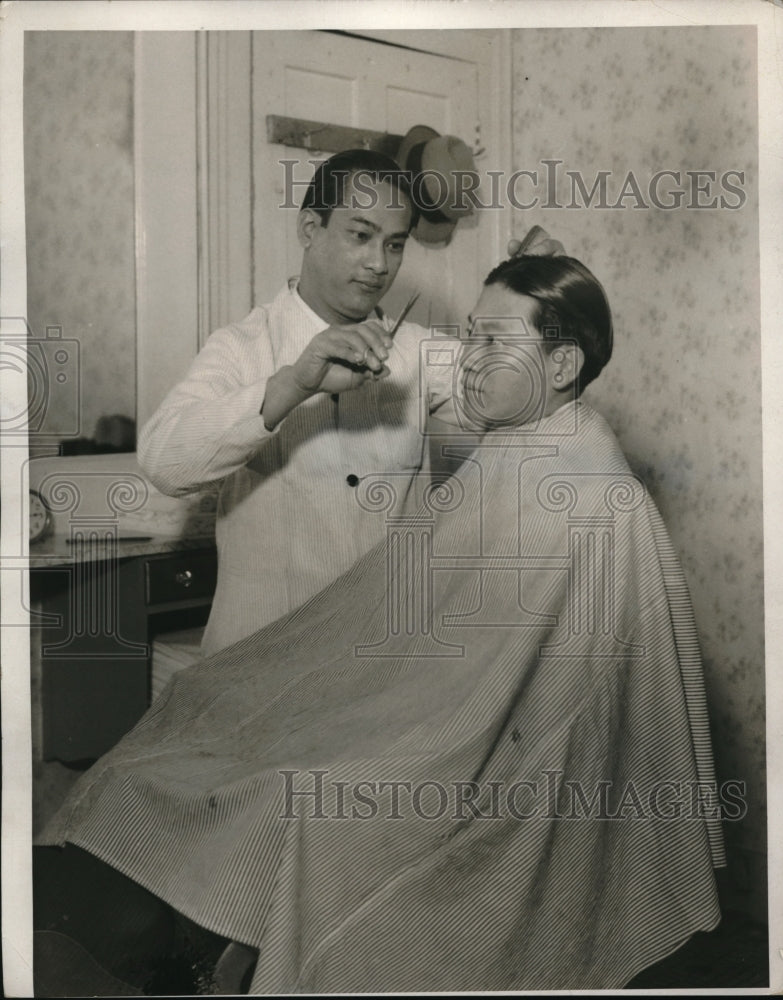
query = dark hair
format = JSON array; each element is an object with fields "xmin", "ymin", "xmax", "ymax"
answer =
[
  {"xmin": 484, "ymin": 255, "xmax": 613, "ymax": 393},
  {"xmin": 300, "ymin": 148, "xmax": 419, "ymax": 228}
]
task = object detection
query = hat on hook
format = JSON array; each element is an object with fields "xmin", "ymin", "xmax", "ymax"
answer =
[{"xmin": 396, "ymin": 125, "xmax": 478, "ymax": 246}]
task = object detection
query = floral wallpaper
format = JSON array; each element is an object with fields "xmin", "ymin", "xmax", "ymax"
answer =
[
  {"xmin": 510, "ymin": 26, "xmax": 763, "ymax": 917},
  {"xmin": 24, "ymin": 32, "xmax": 136, "ymax": 448}
]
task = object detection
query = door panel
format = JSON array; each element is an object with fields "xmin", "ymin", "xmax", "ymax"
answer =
[
  {"xmin": 284, "ymin": 67, "xmax": 358, "ymax": 125},
  {"xmin": 384, "ymin": 87, "xmax": 449, "ymax": 132}
]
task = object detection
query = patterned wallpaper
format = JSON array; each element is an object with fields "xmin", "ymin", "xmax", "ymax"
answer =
[
  {"xmin": 24, "ymin": 32, "xmax": 136, "ymax": 447},
  {"xmin": 510, "ymin": 26, "xmax": 763, "ymax": 916}
]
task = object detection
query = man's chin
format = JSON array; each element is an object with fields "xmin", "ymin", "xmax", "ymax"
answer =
[
  {"xmin": 339, "ymin": 305, "xmax": 373, "ymax": 324},
  {"xmin": 344, "ymin": 288, "xmax": 384, "ymax": 319}
]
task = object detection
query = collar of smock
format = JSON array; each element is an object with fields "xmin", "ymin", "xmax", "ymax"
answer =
[
  {"xmin": 287, "ymin": 276, "xmax": 386, "ymax": 330},
  {"xmin": 287, "ymin": 276, "xmax": 330, "ymax": 331}
]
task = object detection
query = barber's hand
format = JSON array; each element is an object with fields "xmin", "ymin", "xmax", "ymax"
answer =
[
  {"xmin": 291, "ymin": 319, "xmax": 393, "ymax": 395},
  {"xmin": 507, "ymin": 224, "xmax": 566, "ymax": 259}
]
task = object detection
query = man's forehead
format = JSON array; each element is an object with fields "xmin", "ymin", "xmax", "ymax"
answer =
[{"xmin": 338, "ymin": 213, "xmax": 409, "ymax": 236}]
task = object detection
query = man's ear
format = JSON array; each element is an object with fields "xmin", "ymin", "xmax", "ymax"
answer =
[
  {"xmin": 549, "ymin": 342, "xmax": 585, "ymax": 392},
  {"xmin": 297, "ymin": 208, "xmax": 324, "ymax": 250}
]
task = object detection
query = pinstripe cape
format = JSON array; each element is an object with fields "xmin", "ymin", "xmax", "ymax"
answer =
[{"xmin": 40, "ymin": 402, "xmax": 726, "ymax": 993}]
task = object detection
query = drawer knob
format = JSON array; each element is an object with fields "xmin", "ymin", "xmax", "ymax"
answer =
[{"xmin": 175, "ymin": 570, "xmax": 194, "ymax": 587}]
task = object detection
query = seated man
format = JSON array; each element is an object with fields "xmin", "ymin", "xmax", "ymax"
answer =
[{"xmin": 34, "ymin": 253, "xmax": 725, "ymax": 995}]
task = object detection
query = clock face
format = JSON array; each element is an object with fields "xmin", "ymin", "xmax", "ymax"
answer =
[{"xmin": 29, "ymin": 489, "xmax": 51, "ymax": 543}]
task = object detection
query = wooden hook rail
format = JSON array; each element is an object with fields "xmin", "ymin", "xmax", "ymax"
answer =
[{"xmin": 267, "ymin": 115, "xmax": 404, "ymax": 158}]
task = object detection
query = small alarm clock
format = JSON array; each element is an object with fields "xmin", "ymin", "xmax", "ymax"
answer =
[{"xmin": 29, "ymin": 488, "xmax": 53, "ymax": 543}]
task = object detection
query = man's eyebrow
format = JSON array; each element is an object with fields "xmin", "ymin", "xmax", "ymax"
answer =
[{"xmin": 347, "ymin": 217, "xmax": 409, "ymax": 240}]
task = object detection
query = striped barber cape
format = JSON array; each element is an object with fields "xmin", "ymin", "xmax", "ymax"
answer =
[{"xmin": 39, "ymin": 401, "xmax": 726, "ymax": 993}]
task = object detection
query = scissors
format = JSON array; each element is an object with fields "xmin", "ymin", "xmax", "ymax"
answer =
[
  {"xmin": 387, "ymin": 291, "xmax": 420, "ymax": 339},
  {"xmin": 360, "ymin": 292, "xmax": 419, "ymax": 371}
]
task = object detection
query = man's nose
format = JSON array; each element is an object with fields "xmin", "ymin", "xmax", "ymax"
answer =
[{"xmin": 365, "ymin": 240, "xmax": 389, "ymax": 274}]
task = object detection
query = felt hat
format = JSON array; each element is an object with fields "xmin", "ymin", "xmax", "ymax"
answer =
[{"xmin": 396, "ymin": 125, "xmax": 478, "ymax": 246}]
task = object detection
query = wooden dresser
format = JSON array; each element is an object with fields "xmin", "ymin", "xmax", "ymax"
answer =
[{"xmin": 30, "ymin": 536, "xmax": 217, "ymax": 762}]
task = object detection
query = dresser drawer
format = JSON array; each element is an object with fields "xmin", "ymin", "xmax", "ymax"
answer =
[{"xmin": 145, "ymin": 550, "xmax": 218, "ymax": 606}]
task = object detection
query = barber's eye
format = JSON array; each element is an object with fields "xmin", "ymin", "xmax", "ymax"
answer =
[
  {"xmin": 387, "ymin": 241, "xmax": 405, "ymax": 254},
  {"xmin": 350, "ymin": 230, "xmax": 370, "ymax": 242}
]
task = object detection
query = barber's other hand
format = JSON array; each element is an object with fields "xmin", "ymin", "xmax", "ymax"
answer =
[
  {"xmin": 291, "ymin": 319, "xmax": 392, "ymax": 395},
  {"xmin": 507, "ymin": 224, "xmax": 566, "ymax": 259}
]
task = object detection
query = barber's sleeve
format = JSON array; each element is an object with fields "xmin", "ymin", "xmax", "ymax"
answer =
[{"xmin": 138, "ymin": 325, "xmax": 278, "ymax": 496}]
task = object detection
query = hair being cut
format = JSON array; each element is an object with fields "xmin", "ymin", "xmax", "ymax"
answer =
[
  {"xmin": 483, "ymin": 255, "xmax": 613, "ymax": 394},
  {"xmin": 300, "ymin": 149, "xmax": 419, "ymax": 229}
]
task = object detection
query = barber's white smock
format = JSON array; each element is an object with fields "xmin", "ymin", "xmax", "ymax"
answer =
[{"xmin": 138, "ymin": 281, "xmax": 452, "ymax": 655}]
